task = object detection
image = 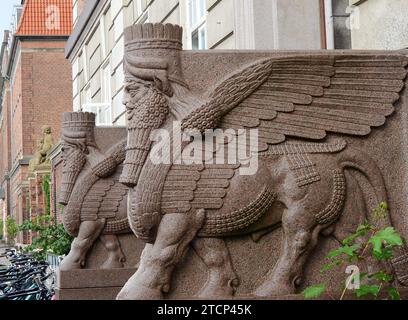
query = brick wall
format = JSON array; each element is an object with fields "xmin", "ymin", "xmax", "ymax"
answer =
[{"xmin": 4, "ymin": 39, "xmax": 72, "ymax": 244}]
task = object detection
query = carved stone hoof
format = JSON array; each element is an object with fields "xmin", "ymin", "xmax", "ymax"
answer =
[
  {"xmin": 100, "ymin": 258, "xmax": 125, "ymax": 270},
  {"xmin": 253, "ymin": 282, "xmax": 295, "ymax": 298},
  {"xmin": 197, "ymin": 277, "xmax": 240, "ymax": 299},
  {"xmin": 116, "ymin": 284, "xmax": 163, "ymax": 300},
  {"xmin": 59, "ymin": 258, "xmax": 84, "ymax": 271}
]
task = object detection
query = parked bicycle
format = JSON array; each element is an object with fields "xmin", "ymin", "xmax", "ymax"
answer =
[{"xmin": 0, "ymin": 248, "xmax": 55, "ymax": 300}]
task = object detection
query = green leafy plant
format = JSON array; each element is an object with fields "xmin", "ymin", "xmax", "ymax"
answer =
[
  {"xmin": 42, "ymin": 174, "xmax": 51, "ymax": 215},
  {"xmin": 6, "ymin": 216, "xmax": 18, "ymax": 243},
  {"xmin": 0, "ymin": 218, "xmax": 3, "ymax": 240},
  {"xmin": 303, "ymin": 202, "xmax": 404, "ymax": 300},
  {"xmin": 18, "ymin": 215, "xmax": 73, "ymax": 261}
]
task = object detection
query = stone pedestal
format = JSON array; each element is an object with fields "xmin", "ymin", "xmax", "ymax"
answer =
[{"xmin": 56, "ymin": 268, "xmax": 137, "ymax": 300}]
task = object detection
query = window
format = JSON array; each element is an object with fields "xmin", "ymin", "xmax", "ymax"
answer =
[
  {"xmin": 192, "ymin": 24, "xmax": 207, "ymax": 50},
  {"xmin": 82, "ymin": 82, "xmax": 112, "ymax": 126},
  {"xmin": 188, "ymin": 0, "xmax": 207, "ymax": 49},
  {"xmin": 82, "ymin": 103, "xmax": 112, "ymax": 126},
  {"xmin": 101, "ymin": 65, "xmax": 111, "ymax": 104},
  {"xmin": 189, "ymin": 0, "xmax": 206, "ymax": 28},
  {"xmin": 134, "ymin": 0, "xmax": 148, "ymax": 23}
]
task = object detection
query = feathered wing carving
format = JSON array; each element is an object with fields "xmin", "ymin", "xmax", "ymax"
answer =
[
  {"xmin": 81, "ymin": 168, "xmax": 128, "ymax": 221},
  {"xmin": 63, "ymin": 140, "xmax": 128, "ymax": 237},
  {"xmin": 162, "ymin": 163, "xmax": 239, "ymax": 214},
  {"xmin": 182, "ymin": 54, "xmax": 408, "ymax": 152},
  {"xmin": 164, "ymin": 54, "xmax": 408, "ymax": 233}
]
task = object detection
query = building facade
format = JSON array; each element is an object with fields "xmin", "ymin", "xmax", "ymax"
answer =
[
  {"xmin": 0, "ymin": 0, "xmax": 73, "ymax": 244},
  {"xmin": 349, "ymin": 0, "xmax": 408, "ymax": 50},
  {"xmin": 67, "ymin": 0, "xmax": 347, "ymax": 127}
]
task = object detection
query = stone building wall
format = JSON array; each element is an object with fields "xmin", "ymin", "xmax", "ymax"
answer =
[
  {"xmin": 350, "ymin": 0, "xmax": 408, "ymax": 50},
  {"xmin": 68, "ymin": 0, "xmax": 324, "ymax": 126}
]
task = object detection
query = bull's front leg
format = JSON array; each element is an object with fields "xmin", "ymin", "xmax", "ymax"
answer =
[{"xmin": 117, "ymin": 209, "xmax": 206, "ymax": 300}]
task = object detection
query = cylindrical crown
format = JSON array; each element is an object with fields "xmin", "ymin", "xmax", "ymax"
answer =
[
  {"xmin": 61, "ymin": 112, "xmax": 96, "ymax": 144},
  {"xmin": 124, "ymin": 23, "xmax": 183, "ymax": 51},
  {"xmin": 124, "ymin": 23, "xmax": 186, "ymax": 88},
  {"xmin": 62, "ymin": 112, "xmax": 96, "ymax": 128}
]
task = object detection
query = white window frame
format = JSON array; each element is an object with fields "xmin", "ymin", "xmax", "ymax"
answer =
[
  {"xmin": 100, "ymin": 15, "xmax": 107, "ymax": 57},
  {"xmin": 101, "ymin": 63, "xmax": 112, "ymax": 104},
  {"xmin": 82, "ymin": 47, "xmax": 89, "ymax": 82},
  {"xmin": 82, "ymin": 103, "xmax": 112, "ymax": 126},
  {"xmin": 187, "ymin": 0, "xmax": 207, "ymax": 50},
  {"xmin": 73, "ymin": 1, "xmax": 78, "ymax": 26},
  {"xmin": 134, "ymin": 0, "xmax": 144, "ymax": 19}
]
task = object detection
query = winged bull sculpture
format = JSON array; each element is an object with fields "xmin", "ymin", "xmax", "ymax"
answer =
[
  {"xmin": 57, "ymin": 112, "xmax": 130, "ymax": 270},
  {"xmin": 114, "ymin": 23, "xmax": 408, "ymax": 299}
]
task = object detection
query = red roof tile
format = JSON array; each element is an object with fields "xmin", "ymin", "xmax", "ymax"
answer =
[{"xmin": 16, "ymin": 0, "xmax": 72, "ymax": 36}]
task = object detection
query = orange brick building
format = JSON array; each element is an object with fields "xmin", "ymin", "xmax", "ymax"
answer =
[{"xmin": 0, "ymin": 0, "xmax": 72, "ymax": 244}]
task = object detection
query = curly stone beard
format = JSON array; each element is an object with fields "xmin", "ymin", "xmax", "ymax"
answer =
[
  {"xmin": 59, "ymin": 148, "xmax": 87, "ymax": 205},
  {"xmin": 120, "ymin": 85, "xmax": 170, "ymax": 187}
]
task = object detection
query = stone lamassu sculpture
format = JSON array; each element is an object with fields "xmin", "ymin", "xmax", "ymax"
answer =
[
  {"xmin": 117, "ymin": 23, "xmax": 408, "ymax": 299},
  {"xmin": 58, "ymin": 112, "xmax": 131, "ymax": 270}
]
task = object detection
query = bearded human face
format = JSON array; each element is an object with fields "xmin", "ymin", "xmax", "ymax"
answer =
[{"xmin": 119, "ymin": 82, "xmax": 170, "ymax": 187}]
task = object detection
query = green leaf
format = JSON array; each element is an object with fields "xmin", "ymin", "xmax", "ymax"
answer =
[
  {"xmin": 359, "ymin": 272, "xmax": 368, "ymax": 280},
  {"xmin": 387, "ymin": 287, "xmax": 401, "ymax": 300},
  {"xmin": 327, "ymin": 244, "xmax": 361, "ymax": 259},
  {"xmin": 369, "ymin": 271, "xmax": 393, "ymax": 282},
  {"xmin": 355, "ymin": 284, "xmax": 381, "ymax": 298},
  {"xmin": 303, "ymin": 283, "xmax": 326, "ymax": 299},
  {"xmin": 373, "ymin": 247, "xmax": 393, "ymax": 261},
  {"xmin": 369, "ymin": 227, "xmax": 403, "ymax": 256},
  {"xmin": 342, "ymin": 230, "xmax": 367, "ymax": 246},
  {"xmin": 357, "ymin": 221, "xmax": 373, "ymax": 233},
  {"xmin": 320, "ymin": 260, "xmax": 342, "ymax": 273}
]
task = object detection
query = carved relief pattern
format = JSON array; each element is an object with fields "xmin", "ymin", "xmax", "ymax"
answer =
[
  {"xmin": 261, "ymin": 140, "xmax": 347, "ymax": 187},
  {"xmin": 162, "ymin": 164, "xmax": 238, "ymax": 214},
  {"xmin": 115, "ymin": 23, "xmax": 408, "ymax": 299},
  {"xmin": 180, "ymin": 55, "xmax": 408, "ymax": 152},
  {"xmin": 81, "ymin": 170, "xmax": 128, "ymax": 222},
  {"xmin": 392, "ymin": 248, "xmax": 408, "ymax": 286},
  {"xmin": 198, "ymin": 186, "xmax": 276, "ymax": 236},
  {"xmin": 314, "ymin": 170, "xmax": 346, "ymax": 225}
]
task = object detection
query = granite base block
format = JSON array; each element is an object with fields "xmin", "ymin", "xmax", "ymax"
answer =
[{"xmin": 56, "ymin": 268, "xmax": 136, "ymax": 300}]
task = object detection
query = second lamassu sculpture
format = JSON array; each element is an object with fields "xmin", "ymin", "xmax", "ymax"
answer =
[
  {"xmin": 58, "ymin": 112, "xmax": 131, "ymax": 270},
  {"xmin": 111, "ymin": 23, "xmax": 408, "ymax": 299}
]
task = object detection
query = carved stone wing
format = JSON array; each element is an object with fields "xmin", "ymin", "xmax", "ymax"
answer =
[
  {"xmin": 80, "ymin": 168, "xmax": 128, "ymax": 221},
  {"xmin": 161, "ymin": 163, "xmax": 239, "ymax": 214},
  {"xmin": 182, "ymin": 55, "xmax": 408, "ymax": 151}
]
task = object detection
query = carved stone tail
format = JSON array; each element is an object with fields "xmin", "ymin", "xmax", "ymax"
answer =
[
  {"xmin": 338, "ymin": 147, "xmax": 408, "ymax": 286},
  {"xmin": 337, "ymin": 147, "xmax": 389, "ymax": 228}
]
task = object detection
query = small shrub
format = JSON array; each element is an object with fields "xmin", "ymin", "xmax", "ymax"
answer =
[
  {"xmin": 6, "ymin": 216, "xmax": 18, "ymax": 242},
  {"xmin": 18, "ymin": 215, "xmax": 73, "ymax": 261},
  {"xmin": 0, "ymin": 218, "xmax": 3, "ymax": 240},
  {"xmin": 303, "ymin": 202, "xmax": 404, "ymax": 300},
  {"xmin": 42, "ymin": 174, "xmax": 51, "ymax": 215}
]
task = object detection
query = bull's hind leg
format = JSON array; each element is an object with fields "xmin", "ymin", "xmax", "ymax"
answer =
[
  {"xmin": 254, "ymin": 207, "xmax": 323, "ymax": 297},
  {"xmin": 100, "ymin": 235, "xmax": 126, "ymax": 269},
  {"xmin": 60, "ymin": 219, "xmax": 106, "ymax": 271},
  {"xmin": 192, "ymin": 238, "xmax": 239, "ymax": 298},
  {"xmin": 117, "ymin": 210, "xmax": 206, "ymax": 300}
]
